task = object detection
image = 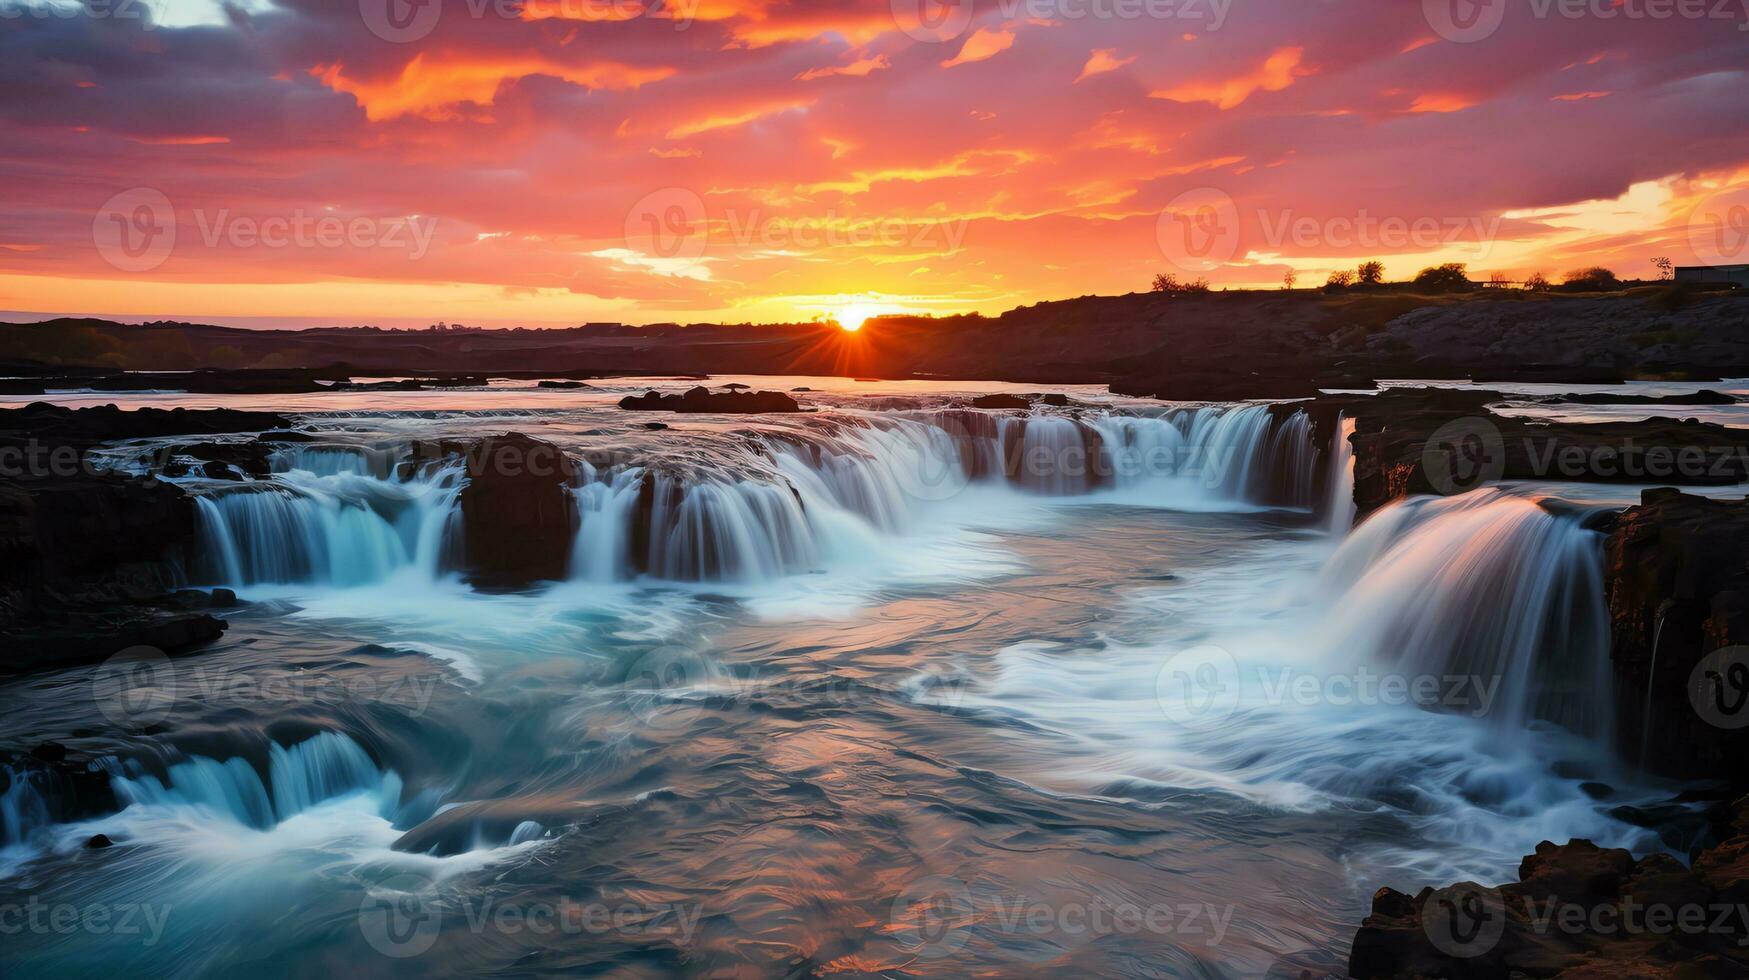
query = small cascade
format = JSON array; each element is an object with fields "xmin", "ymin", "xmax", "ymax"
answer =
[
  {"xmin": 1314, "ymin": 489, "xmax": 1613, "ymax": 738},
  {"xmin": 111, "ymin": 733, "xmax": 396, "ymax": 830},
  {"xmin": 569, "ymin": 465, "xmax": 643, "ymax": 583},
  {"xmin": 1004, "ymin": 414, "xmax": 1101, "ymax": 496},
  {"xmin": 1, "ymin": 764, "xmax": 52, "ymax": 848},
  {"xmin": 1090, "ymin": 406, "xmax": 1320, "ymax": 508},
  {"xmin": 1326, "ymin": 415, "xmax": 1357, "ymax": 534},
  {"xmin": 194, "ymin": 459, "xmax": 464, "ymax": 587}
]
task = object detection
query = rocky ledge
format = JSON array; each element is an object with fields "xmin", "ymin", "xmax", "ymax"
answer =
[
  {"xmin": 1350, "ymin": 797, "xmax": 1749, "ymax": 977},
  {"xmin": 618, "ymin": 386, "xmax": 803, "ymax": 413},
  {"xmin": 1607, "ymin": 489, "xmax": 1749, "ymax": 780},
  {"xmin": 1, "ymin": 403, "xmax": 290, "ymax": 674},
  {"xmin": 1298, "ymin": 387, "xmax": 1749, "ymax": 518}
]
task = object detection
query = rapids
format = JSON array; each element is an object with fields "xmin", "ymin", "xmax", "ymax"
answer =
[{"xmin": 0, "ymin": 378, "xmax": 1693, "ymax": 978}]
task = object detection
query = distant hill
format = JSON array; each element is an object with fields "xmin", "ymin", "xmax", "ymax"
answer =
[{"xmin": 4, "ymin": 286, "xmax": 1744, "ymax": 398}]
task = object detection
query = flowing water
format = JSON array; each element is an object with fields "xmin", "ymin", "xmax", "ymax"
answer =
[{"xmin": 0, "ymin": 378, "xmax": 1683, "ymax": 977}]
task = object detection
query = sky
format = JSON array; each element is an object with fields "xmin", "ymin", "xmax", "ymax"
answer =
[{"xmin": 1, "ymin": 0, "xmax": 1747, "ymax": 329}]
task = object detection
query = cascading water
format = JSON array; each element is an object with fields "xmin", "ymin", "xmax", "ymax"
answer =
[
  {"xmin": 111, "ymin": 732, "xmax": 399, "ymax": 830},
  {"xmin": 1, "ymin": 764, "xmax": 51, "ymax": 849},
  {"xmin": 1312, "ymin": 488, "xmax": 1613, "ymax": 739},
  {"xmin": 190, "ymin": 406, "xmax": 1323, "ymax": 590},
  {"xmin": 1327, "ymin": 415, "xmax": 1357, "ymax": 535},
  {"xmin": 195, "ymin": 448, "xmax": 464, "ymax": 587},
  {"xmin": 556, "ymin": 407, "xmax": 1326, "ymax": 585}
]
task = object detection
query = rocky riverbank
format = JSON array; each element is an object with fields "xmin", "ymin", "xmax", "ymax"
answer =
[
  {"xmin": 1349, "ymin": 797, "xmax": 1749, "ymax": 978},
  {"xmin": 0, "ymin": 403, "xmax": 290, "ymax": 673}
]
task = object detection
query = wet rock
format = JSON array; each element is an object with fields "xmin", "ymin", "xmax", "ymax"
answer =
[
  {"xmin": 1606, "ymin": 490, "xmax": 1749, "ymax": 780},
  {"xmin": 167, "ymin": 440, "xmax": 274, "ymax": 480},
  {"xmin": 1350, "ymin": 800, "xmax": 1749, "ymax": 977},
  {"xmin": 1297, "ymin": 387, "xmax": 1749, "ymax": 517},
  {"xmin": 456, "ymin": 433, "xmax": 579, "ymax": 589},
  {"xmin": 970, "ymin": 393, "xmax": 1030, "ymax": 410},
  {"xmin": 4, "ymin": 612, "xmax": 226, "ymax": 674},
  {"xmin": 85, "ymin": 833, "xmax": 113, "ymax": 849},
  {"xmin": 536, "ymin": 380, "xmax": 592, "ymax": 389},
  {"xmin": 618, "ymin": 387, "xmax": 802, "ymax": 414}
]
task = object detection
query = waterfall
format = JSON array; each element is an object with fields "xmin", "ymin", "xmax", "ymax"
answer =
[
  {"xmin": 111, "ymin": 733, "xmax": 397, "ymax": 830},
  {"xmin": 194, "ymin": 460, "xmax": 463, "ymax": 587},
  {"xmin": 1327, "ymin": 415, "xmax": 1357, "ymax": 535},
  {"xmin": 1089, "ymin": 406, "xmax": 1320, "ymax": 508},
  {"xmin": 1, "ymin": 764, "xmax": 52, "ymax": 848},
  {"xmin": 191, "ymin": 406, "xmax": 1324, "ymax": 591},
  {"xmin": 1313, "ymin": 489, "xmax": 1612, "ymax": 739}
]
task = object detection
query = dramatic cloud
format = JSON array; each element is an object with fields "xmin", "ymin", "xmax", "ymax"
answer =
[{"xmin": 0, "ymin": 0, "xmax": 1745, "ymax": 327}]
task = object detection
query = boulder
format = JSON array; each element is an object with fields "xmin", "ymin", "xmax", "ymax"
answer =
[
  {"xmin": 1350, "ymin": 799, "xmax": 1749, "ymax": 977},
  {"xmin": 456, "ymin": 434, "xmax": 579, "ymax": 588},
  {"xmin": 618, "ymin": 387, "xmax": 802, "ymax": 414}
]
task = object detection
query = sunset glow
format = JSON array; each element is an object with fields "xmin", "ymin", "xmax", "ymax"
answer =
[{"xmin": 0, "ymin": 2, "xmax": 1745, "ymax": 328}]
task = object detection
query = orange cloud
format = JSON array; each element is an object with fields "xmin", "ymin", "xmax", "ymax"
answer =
[
  {"xmin": 313, "ymin": 55, "xmax": 673, "ymax": 121},
  {"xmin": 797, "ymin": 55, "xmax": 890, "ymax": 81},
  {"xmin": 1152, "ymin": 47, "xmax": 1305, "ymax": 109},
  {"xmin": 1553, "ymin": 91, "xmax": 1612, "ymax": 101},
  {"xmin": 942, "ymin": 28, "xmax": 1017, "ymax": 69},
  {"xmin": 665, "ymin": 98, "xmax": 812, "ymax": 139},
  {"xmin": 1408, "ymin": 93, "xmax": 1479, "ymax": 113},
  {"xmin": 129, "ymin": 135, "xmax": 230, "ymax": 145},
  {"xmin": 1076, "ymin": 49, "xmax": 1136, "ymax": 83}
]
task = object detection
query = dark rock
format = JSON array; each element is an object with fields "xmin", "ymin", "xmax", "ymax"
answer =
[
  {"xmin": 970, "ymin": 393, "xmax": 1031, "ymax": 410},
  {"xmin": 0, "ymin": 402, "xmax": 292, "ymax": 444},
  {"xmin": 1606, "ymin": 491, "xmax": 1749, "ymax": 780},
  {"xmin": 167, "ymin": 440, "xmax": 274, "ymax": 480},
  {"xmin": 537, "ymin": 380, "xmax": 592, "ymax": 389},
  {"xmin": 85, "ymin": 833, "xmax": 113, "ymax": 849},
  {"xmin": 30, "ymin": 741, "xmax": 68, "ymax": 763},
  {"xmin": 1302, "ymin": 387, "xmax": 1749, "ymax": 517},
  {"xmin": 1350, "ymin": 798, "xmax": 1749, "ymax": 977},
  {"xmin": 455, "ymin": 434, "xmax": 579, "ymax": 588},
  {"xmin": 641, "ymin": 422, "xmax": 669, "ymax": 430},
  {"xmin": 3, "ymin": 612, "xmax": 225, "ymax": 674},
  {"xmin": 618, "ymin": 388, "xmax": 802, "ymax": 414},
  {"xmin": 1540, "ymin": 389, "xmax": 1736, "ymax": 406}
]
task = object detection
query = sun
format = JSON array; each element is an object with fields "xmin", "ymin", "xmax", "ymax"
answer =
[{"xmin": 834, "ymin": 304, "xmax": 877, "ymax": 332}]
